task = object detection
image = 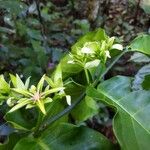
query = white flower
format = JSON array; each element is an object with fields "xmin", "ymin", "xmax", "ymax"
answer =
[
  {"xmin": 85, "ymin": 59, "xmax": 100, "ymax": 69},
  {"xmin": 105, "ymin": 50, "xmax": 111, "ymax": 58},
  {"xmin": 66, "ymin": 95, "xmax": 71, "ymax": 105},
  {"xmin": 67, "ymin": 60, "xmax": 75, "ymax": 64},
  {"xmin": 112, "ymin": 44, "xmax": 123, "ymax": 51},
  {"xmin": 81, "ymin": 47, "xmax": 94, "ymax": 54}
]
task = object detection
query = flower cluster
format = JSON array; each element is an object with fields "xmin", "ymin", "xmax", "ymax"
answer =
[
  {"xmin": 68, "ymin": 37, "xmax": 123, "ymax": 69},
  {"xmin": 0, "ymin": 65, "xmax": 71, "ymax": 115}
]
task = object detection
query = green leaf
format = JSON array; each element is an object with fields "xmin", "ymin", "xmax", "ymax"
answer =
[
  {"xmin": 71, "ymin": 96, "xmax": 98, "ymax": 123},
  {"xmin": 132, "ymin": 64, "xmax": 150, "ymax": 90},
  {"xmin": 53, "ymin": 64, "xmax": 62, "ymax": 85},
  {"xmin": 37, "ymin": 75, "xmax": 45, "ymax": 92},
  {"xmin": 13, "ymin": 124, "xmax": 115, "ymax": 150},
  {"xmin": 25, "ymin": 77, "xmax": 31, "ymax": 89},
  {"xmin": 87, "ymin": 76, "xmax": 150, "ymax": 150},
  {"xmin": 49, "ymin": 64, "xmax": 63, "ymax": 88},
  {"xmin": 71, "ymin": 28, "xmax": 108, "ymax": 53},
  {"xmin": 5, "ymin": 109, "xmax": 37, "ymax": 131},
  {"xmin": 129, "ymin": 34, "xmax": 150, "ymax": 55},
  {"xmin": 13, "ymin": 137, "xmax": 50, "ymax": 150},
  {"xmin": 142, "ymin": 74, "xmax": 150, "ymax": 90},
  {"xmin": 10, "ymin": 74, "xmax": 26, "ymax": 90},
  {"xmin": 65, "ymin": 80, "xmax": 85, "ymax": 101},
  {"xmin": 16, "ymin": 74, "xmax": 26, "ymax": 89},
  {"xmin": 0, "ymin": 75, "xmax": 10, "ymax": 93},
  {"xmin": 44, "ymin": 97, "xmax": 53, "ymax": 104},
  {"xmin": 65, "ymin": 81, "xmax": 96, "ymax": 122},
  {"xmin": 36, "ymin": 100, "xmax": 46, "ymax": 115},
  {"xmin": 44, "ymin": 76, "xmax": 55, "ymax": 88},
  {"xmin": 41, "ymin": 87, "xmax": 65, "ymax": 97},
  {"xmin": 41, "ymin": 98, "xmax": 68, "ymax": 130},
  {"xmin": 0, "ymin": 133, "xmax": 25, "ymax": 150},
  {"xmin": 12, "ymin": 88, "xmax": 33, "ymax": 97},
  {"xmin": 60, "ymin": 55, "xmax": 83, "ymax": 76},
  {"xmin": 9, "ymin": 74, "xmax": 17, "ymax": 88},
  {"xmin": 8, "ymin": 99, "xmax": 31, "ymax": 113}
]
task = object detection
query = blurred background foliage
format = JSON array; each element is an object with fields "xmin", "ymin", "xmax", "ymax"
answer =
[{"xmin": 0, "ymin": 0, "xmax": 149, "ymax": 83}]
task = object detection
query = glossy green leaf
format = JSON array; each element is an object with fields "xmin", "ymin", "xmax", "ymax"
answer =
[
  {"xmin": 5, "ymin": 109, "xmax": 37, "ymax": 131},
  {"xmin": 129, "ymin": 34, "xmax": 150, "ymax": 55},
  {"xmin": 65, "ymin": 80, "xmax": 96, "ymax": 122},
  {"xmin": 87, "ymin": 76, "xmax": 150, "ymax": 150},
  {"xmin": 64, "ymin": 80, "xmax": 85, "ymax": 101},
  {"xmin": 13, "ymin": 124, "xmax": 115, "ymax": 150},
  {"xmin": 41, "ymin": 98, "xmax": 68, "ymax": 130},
  {"xmin": 71, "ymin": 96, "xmax": 98, "ymax": 123}
]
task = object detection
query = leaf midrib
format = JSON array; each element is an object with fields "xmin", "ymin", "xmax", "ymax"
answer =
[{"xmin": 99, "ymin": 90, "xmax": 150, "ymax": 135}]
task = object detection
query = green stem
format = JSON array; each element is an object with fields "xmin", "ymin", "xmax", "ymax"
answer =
[
  {"xmin": 84, "ymin": 69, "xmax": 90, "ymax": 84},
  {"xmin": 37, "ymin": 92, "xmax": 85, "ymax": 135},
  {"xmin": 37, "ymin": 49, "xmax": 128, "ymax": 135},
  {"xmin": 33, "ymin": 109, "xmax": 44, "ymax": 137}
]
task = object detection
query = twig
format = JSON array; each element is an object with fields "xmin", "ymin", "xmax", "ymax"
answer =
[
  {"xmin": 35, "ymin": 0, "xmax": 45, "ymax": 36},
  {"xmin": 134, "ymin": 0, "xmax": 141, "ymax": 23}
]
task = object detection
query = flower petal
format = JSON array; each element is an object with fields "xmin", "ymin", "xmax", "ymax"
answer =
[
  {"xmin": 66, "ymin": 95, "xmax": 71, "ymax": 106},
  {"xmin": 112, "ymin": 44, "xmax": 123, "ymax": 51}
]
